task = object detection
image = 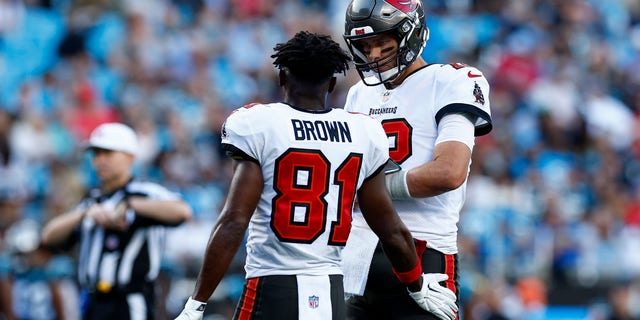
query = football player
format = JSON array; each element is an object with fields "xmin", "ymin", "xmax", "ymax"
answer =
[
  {"xmin": 175, "ymin": 31, "xmax": 457, "ymax": 320},
  {"xmin": 341, "ymin": 0, "xmax": 493, "ymax": 319}
]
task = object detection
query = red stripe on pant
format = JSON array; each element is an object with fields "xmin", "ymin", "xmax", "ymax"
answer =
[
  {"xmin": 237, "ymin": 278, "xmax": 260, "ymax": 320},
  {"xmin": 444, "ymin": 254, "xmax": 458, "ymax": 320}
]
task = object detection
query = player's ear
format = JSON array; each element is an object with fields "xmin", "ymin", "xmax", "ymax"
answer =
[
  {"xmin": 328, "ymin": 77, "xmax": 336, "ymax": 93},
  {"xmin": 279, "ymin": 69, "xmax": 287, "ymax": 87}
]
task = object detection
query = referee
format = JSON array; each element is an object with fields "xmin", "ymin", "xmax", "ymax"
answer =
[{"xmin": 42, "ymin": 122, "xmax": 192, "ymax": 320}]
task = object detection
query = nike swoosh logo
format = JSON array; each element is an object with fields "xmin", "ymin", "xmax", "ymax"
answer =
[{"xmin": 468, "ymin": 71, "xmax": 482, "ymax": 78}]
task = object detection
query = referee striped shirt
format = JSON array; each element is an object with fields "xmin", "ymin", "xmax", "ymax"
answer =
[{"xmin": 74, "ymin": 179, "xmax": 181, "ymax": 294}]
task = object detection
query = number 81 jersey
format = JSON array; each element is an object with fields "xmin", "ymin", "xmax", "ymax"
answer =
[{"xmin": 221, "ymin": 102, "xmax": 389, "ymax": 278}]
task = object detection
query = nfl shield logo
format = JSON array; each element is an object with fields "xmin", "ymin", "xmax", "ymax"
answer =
[{"xmin": 308, "ymin": 295, "xmax": 319, "ymax": 309}]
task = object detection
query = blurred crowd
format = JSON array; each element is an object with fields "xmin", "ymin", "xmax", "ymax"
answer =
[{"xmin": 0, "ymin": 0, "xmax": 639, "ymax": 319}]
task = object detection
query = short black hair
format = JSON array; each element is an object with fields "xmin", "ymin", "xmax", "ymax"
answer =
[{"xmin": 272, "ymin": 31, "xmax": 352, "ymax": 83}]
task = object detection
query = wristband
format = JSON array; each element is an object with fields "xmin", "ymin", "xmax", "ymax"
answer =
[
  {"xmin": 392, "ymin": 261, "xmax": 422, "ymax": 283},
  {"xmin": 185, "ymin": 296, "xmax": 207, "ymax": 311},
  {"xmin": 385, "ymin": 170, "xmax": 412, "ymax": 200}
]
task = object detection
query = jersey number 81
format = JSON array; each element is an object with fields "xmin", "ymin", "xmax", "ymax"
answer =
[{"xmin": 271, "ymin": 148, "xmax": 362, "ymax": 246}]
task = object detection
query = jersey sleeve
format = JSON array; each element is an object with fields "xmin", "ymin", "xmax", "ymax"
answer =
[
  {"xmin": 434, "ymin": 64, "xmax": 492, "ymax": 136},
  {"xmin": 220, "ymin": 106, "xmax": 261, "ymax": 163}
]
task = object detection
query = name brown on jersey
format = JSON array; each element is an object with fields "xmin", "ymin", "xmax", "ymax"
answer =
[{"xmin": 291, "ymin": 119, "xmax": 352, "ymax": 143}]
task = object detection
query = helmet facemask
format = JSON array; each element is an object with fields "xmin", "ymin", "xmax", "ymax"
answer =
[{"xmin": 344, "ymin": 0, "xmax": 429, "ymax": 86}]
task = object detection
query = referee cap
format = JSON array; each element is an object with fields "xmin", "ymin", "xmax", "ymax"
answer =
[{"xmin": 87, "ymin": 122, "xmax": 138, "ymax": 155}]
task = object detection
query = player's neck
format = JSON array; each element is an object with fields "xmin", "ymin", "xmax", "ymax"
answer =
[
  {"xmin": 387, "ymin": 57, "xmax": 427, "ymax": 89},
  {"xmin": 285, "ymin": 96, "xmax": 327, "ymax": 111}
]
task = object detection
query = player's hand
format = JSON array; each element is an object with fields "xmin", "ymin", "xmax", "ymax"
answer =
[
  {"xmin": 174, "ymin": 297, "xmax": 207, "ymax": 320},
  {"xmin": 408, "ymin": 273, "xmax": 458, "ymax": 320}
]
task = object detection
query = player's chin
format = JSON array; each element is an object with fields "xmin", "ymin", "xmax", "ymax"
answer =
[{"xmin": 377, "ymin": 67, "xmax": 394, "ymax": 74}]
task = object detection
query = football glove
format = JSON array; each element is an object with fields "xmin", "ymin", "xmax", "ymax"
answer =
[
  {"xmin": 408, "ymin": 273, "xmax": 458, "ymax": 320},
  {"xmin": 174, "ymin": 297, "xmax": 207, "ymax": 320}
]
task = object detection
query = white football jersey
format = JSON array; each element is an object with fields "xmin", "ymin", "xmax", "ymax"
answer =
[
  {"xmin": 345, "ymin": 63, "xmax": 492, "ymax": 254},
  {"xmin": 221, "ymin": 102, "xmax": 389, "ymax": 278}
]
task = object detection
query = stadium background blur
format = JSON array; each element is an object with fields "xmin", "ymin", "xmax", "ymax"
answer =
[{"xmin": 0, "ymin": 0, "xmax": 639, "ymax": 319}]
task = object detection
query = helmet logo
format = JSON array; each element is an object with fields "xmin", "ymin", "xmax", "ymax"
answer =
[
  {"xmin": 349, "ymin": 26, "xmax": 374, "ymax": 36},
  {"xmin": 386, "ymin": 0, "xmax": 419, "ymax": 13}
]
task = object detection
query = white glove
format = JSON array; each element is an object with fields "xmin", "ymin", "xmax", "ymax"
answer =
[
  {"xmin": 408, "ymin": 273, "xmax": 458, "ymax": 320},
  {"xmin": 175, "ymin": 297, "xmax": 207, "ymax": 320}
]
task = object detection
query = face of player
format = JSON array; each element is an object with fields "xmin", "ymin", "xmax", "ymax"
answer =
[
  {"xmin": 91, "ymin": 148, "xmax": 134, "ymax": 189},
  {"xmin": 355, "ymin": 33, "xmax": 399, "ymax": 73}
]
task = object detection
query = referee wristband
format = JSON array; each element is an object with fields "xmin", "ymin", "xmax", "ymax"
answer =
[
  {"xmin": 392, "ymin": 261, "xmax": 422, "ymax": 284},
  {"xmin": 385, "ymin": 170, "xmax": 412, "ymax": 200}
]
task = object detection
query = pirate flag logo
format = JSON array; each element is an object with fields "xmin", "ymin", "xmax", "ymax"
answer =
[{"xmin": 473, "ymin": 82, "xmax": 485, "ymax": 105}]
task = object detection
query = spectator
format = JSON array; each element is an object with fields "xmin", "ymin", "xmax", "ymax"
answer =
[{"xmin": 1, "ymin": 219, "xmax": 79, "ymax": 320}]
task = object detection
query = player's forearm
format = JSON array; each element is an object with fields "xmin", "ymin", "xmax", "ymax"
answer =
[
  {"xmin": 41, "ymin": 208, "xmax": 84, "ymax": 246},
  {"xmin": 128, "ymin": 198, "xmax": 192, "ymax": 224},
  {"xmin": 191, "ymin": 216, "xmax": 247, "ymax": 302},
  {"xmin": 379, "ymin": 222, "xmax": 419, "ymax": 273},
  {"xmin": 406, "ymin": 165, "xmax": 464, "ymax": 197},
  {"xmin": 378, "ymin": 222, "xmax": 422, "ymax": 292},
  {"xmin": 406, "ymin": 141, "xmax": 470, "ymax": 198}
]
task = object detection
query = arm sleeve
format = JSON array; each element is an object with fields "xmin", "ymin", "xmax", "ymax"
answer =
[{"xmin": 435, "ymin": 113, "xmax": 475, "ymax": 151}]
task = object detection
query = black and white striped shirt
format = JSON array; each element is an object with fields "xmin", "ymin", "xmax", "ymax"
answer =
[{"xmin": 74, "ymin": 179, "xmax": 182, "ymax": 294}]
